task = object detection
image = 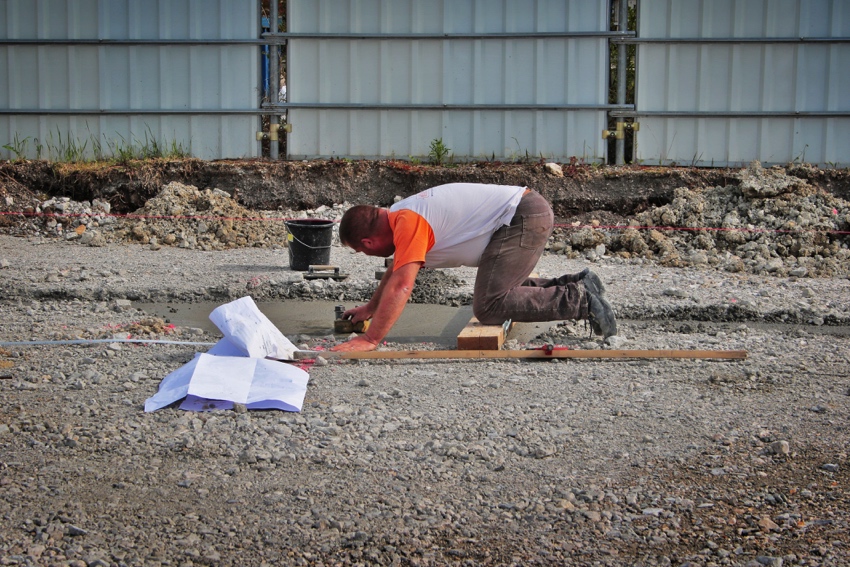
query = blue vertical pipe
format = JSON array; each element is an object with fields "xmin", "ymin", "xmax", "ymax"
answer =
[
  {"xmin": 262, "ymin": 16, "xmax": 270, "ymax": 99},
  {"xmin": 616, "ymin": 0, "xmax": 628, "ymax": 164},
  {"xmin": 269, "ymin": 1, "xmax": 279, "ymax": 159}
]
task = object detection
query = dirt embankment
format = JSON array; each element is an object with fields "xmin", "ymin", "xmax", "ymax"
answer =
[
  {"xmin": 8, "ymin": 158, "xmax": 845, "ymax": 219},
  {"xmin": 3, "ymin": 159, "xmax": 849, "ymax": 279}
]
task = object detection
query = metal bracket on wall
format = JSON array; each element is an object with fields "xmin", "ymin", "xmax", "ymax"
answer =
[
  {"xmin": 602, "ymin": 121, "xmax": 639, "ymax": 140},
  {"xmin": 256, "ymin": 123, "xmax": 292, "ymax": 141}
]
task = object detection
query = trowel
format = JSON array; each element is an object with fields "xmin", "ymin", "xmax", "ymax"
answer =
[{"xmin": 304, "ymin": 265, "xmax": 349, "ymax": 281}]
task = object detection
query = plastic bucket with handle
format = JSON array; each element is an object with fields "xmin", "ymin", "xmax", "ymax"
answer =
[{"xmin": 284, "ymin": 219, "xmax": 334, "ymax": 271}]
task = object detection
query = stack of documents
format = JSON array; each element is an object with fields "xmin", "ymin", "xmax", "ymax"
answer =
[{"xmin": 144, "ymin": 297, "xmax": 309, "ymax": 413}]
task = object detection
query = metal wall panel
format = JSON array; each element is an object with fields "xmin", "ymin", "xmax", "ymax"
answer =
[
  {"xmin": 635, "ymin": 0, "xmax": 850, "ymax": 167},
  {"xmin": 287, "ymin": 0, "xmax": 610, "ymax": 161},
  {"xmin": 0, "ymin": 0, "xmax": 260, "ymax": 160}
]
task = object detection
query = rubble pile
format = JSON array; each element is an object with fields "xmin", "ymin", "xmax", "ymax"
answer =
[
  {"xmin": 552, "ymin": 162, "xmax": 850, "ymax": 277},
  {"xmin": 114, "ymin": 182, "xmax": 293, "ymax": 250},
  {"xmin": 34, "ymin": 196, "xmax": 116, "ymax": 246},
  {"xmin": 4, "ymin": 163, "xmax": 849, "ymax": 277},
  {"xmin": 19, "ymin": 182, "xmax": 350, "ymax": 250}
]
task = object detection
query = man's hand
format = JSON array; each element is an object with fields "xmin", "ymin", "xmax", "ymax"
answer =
[
  {"xmin": 341, "ymin": 304, "xmax": 372, "ymax": 324},
  {"xmin": 329, "ymin": 334, "xmax": 378, "ymax": 352}
]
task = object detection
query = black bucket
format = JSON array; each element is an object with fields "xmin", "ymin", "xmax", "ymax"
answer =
[{"xmin": 285, "ymin": 219, "xmax": 334, "ymax": 271}]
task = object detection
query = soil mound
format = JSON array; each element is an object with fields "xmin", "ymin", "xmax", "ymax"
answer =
[
  {"xmin": 552, "ymin": 163, "xmax": 850, "ymax": 277},
  {"xmin": 2, "ymin": 161, "xmax": 848, "ymax": 277}
]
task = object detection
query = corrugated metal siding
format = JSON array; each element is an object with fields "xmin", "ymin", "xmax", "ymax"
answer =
[
  {"xmin": 635, "ymin": 0, "xmax": 850, "ymax": 167},
  {"xmin": 0, "ymin": 0, "xmax": 260, "ymax": 160},
  {"xmin": 287, "ymin": 0, "xmax": 610, "ymax": 161}
]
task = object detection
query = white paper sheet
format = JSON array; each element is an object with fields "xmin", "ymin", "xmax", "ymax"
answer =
[
  {"xmin": 183, "ymin": 354, "xmax": 308, "ymax": 411},
  {"xmin": 209, "ymin": 296, "xmax": 297, "ymax": 360},
  {"xmin": 179, "ymin": 395, "xmax": 235, "ymax": 412},
  {"xmin": 187, "ymin": 354, "xmax": 255, "ymax": 402},
  {"xmin": 206, "ymin": 336, "xmax": 246, "ymax": 357},
  {"xmin": 144, "ymin": 354, "xmax": 200, "ymax": 412},
  {"xmin": 144, "ymin": 297, "xmax": 309, "ymax": 413}
]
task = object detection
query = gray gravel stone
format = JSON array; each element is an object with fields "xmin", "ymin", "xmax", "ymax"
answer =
[{"xmin": 1, "ymin": 167, "xmax": 849, "ymax": 565}]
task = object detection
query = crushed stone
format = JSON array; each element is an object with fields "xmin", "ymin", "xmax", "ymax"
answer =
[
  {"xmin": 6, "ymin": 162, "xmax": 849, "ymax": 280},
  {"xmin": 0, "ymin": 162, "xmax": 849, "ymax": 565},
  {"xmin": 552, "ymin": 163, "xmax": 850, "ymax": 277}
]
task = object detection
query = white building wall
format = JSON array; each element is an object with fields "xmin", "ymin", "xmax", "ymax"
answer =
[
  {"xmin": 287, "ymin": 0, "xmax": 610, "ymax": 162},
  {"xmin": 635, "ymin": 0, "xmax": 850, "ymax": 167},
  {"xmin": 0, "ymin": 0, "xmax": 260, "ymax": 160}
]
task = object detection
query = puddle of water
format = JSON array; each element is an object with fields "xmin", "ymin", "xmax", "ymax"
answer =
[{"xmin": 135, "ymin": 299, "xmax": 560, "ymax": 345}]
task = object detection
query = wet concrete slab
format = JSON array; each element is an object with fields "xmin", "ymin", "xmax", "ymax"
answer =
[{"xmin": 134, "ymin": 299, "xmax": 558, "ymax": 345}]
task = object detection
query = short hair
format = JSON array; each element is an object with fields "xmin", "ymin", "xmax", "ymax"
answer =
[{"xmin": 339, "ymin": 205, "xmax": 382, "ymax": 248}]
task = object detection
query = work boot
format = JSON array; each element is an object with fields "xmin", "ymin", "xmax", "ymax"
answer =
[
  {"xmin": 581, "ymin": 269, "xmax": 606, "ymax": 297},
  {"xmin": 556, "ymin": 268, "xmax": 606, "ymax": 296},
  {"xmin": 584, "ymin": 280, "xmax": 617, "ymax": 338}
]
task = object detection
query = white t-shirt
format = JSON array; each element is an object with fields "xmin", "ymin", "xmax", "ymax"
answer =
[{"xmin": 389, "ymin": 183, "xmax": 526, "ymax": 268}]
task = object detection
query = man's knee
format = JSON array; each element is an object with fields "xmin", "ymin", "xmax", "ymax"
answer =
[{"xmin": 473, "ymin": 298, "xmax": 503, "ymax": 325}]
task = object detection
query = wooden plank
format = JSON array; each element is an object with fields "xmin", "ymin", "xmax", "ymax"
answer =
[
  {"xmin": 456, "ymin": 317, "xmax": 513, "ymax": 350},
  {"xmin": 292, "ymin": 349, "xmax": 748, "ymax": 361}
]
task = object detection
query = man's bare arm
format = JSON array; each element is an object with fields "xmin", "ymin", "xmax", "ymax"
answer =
[
  {"xmin": 340, "ymin": 263, "xmax": 395, "ymax": 324},
  {"xmin": 331, "ymin": 261, "xmax": 421, "ymax": 352}
]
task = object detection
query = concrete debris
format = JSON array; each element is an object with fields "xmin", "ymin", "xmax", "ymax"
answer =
[
  {"xmin": 121, "ymin": 182, "xmax": 296, "ymax": 251},
  {"xmin": 551, "ymin": 163, "xmax": 850, "ymax": 277},
  {"xmin": 544, "ymin": 162, "xmax": 564, "ymax": 177},
  {"xmin": 4, "ymin": 164, "xmax": 848, "ymax": 280}
]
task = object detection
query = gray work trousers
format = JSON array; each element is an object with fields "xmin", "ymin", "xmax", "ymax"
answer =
[{"xmin": 473, "ymin": 190, "xmax": 588, "ymax": 325}]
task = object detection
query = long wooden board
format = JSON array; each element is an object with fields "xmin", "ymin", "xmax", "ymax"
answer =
[{"xmin": 292, "ymin": 349, "xmax": 747, "ymax": 361}]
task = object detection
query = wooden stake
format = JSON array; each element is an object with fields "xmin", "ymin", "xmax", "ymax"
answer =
[{"xmin": 292, "ymin": 349, "xmax": 747, "ymax": 361}]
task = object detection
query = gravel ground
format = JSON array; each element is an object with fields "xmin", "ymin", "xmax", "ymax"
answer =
[
  {"xmin": 1, "ymin": 231, "xmax": 849, "ymax": 567},
  {"xmin": 1, "ymin": 162, "xmax": 850, "ymax": 566}
]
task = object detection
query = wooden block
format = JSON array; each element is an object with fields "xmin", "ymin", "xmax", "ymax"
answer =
[{"xmin": 456, "ymin": 317, "xmax": 513, "ymax": 350}]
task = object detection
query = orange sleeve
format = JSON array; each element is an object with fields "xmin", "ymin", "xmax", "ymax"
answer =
[{"xmin": 387, "ymin": 210, "xmax": 434, "ymax": 270}]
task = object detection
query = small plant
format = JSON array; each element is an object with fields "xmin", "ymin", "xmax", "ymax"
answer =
[
  {"xmin": 109, "ymin": 133, "xmax": 138, "ymax": 164},
  {"xmin": 84, "ymin": 123, "xmax": 106, "ymax": 160},
  {"xmin": 142, "ymin": 128, "xmax": 162, "ymax": 159},
  {"xmin": 792, "ymin": 144, "xmax": 809, "ymax": 165},
  {"xmin": 506, "ymin": 137, "xmax": 534, "ymax": 163},
  {"xmin": 2, "ymin": 134, "xmax": 32, "ymax": 161},
  {"xmin": 107, "ymin": 127, "xmax": 190, "ymax": 164},
  {"xmin": 428, "ymin": 138, "xmax": 451, "ymax": 165},
  {"xmin": 4, "ymin": 122, "xmax": 190, "ymax": 164},
  {"xmin": 46, "ymin": 128, "xmax": 89, "ymax": 162},
  {"xmin": 690, "ymin": 152, "xmax": 704, "ymax": 167}
]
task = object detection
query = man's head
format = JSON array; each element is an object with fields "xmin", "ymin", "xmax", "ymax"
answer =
[{"xmin": 339, "ymin": 205, "xmax": 395, "ymax": 257}]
